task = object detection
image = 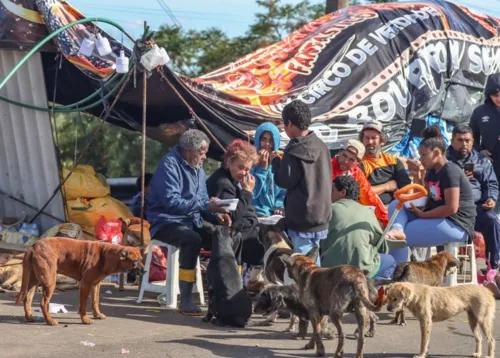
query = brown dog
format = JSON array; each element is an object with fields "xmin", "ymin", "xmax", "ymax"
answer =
[
  {"xmin": 391, "ymin": 251, "xmax": 459, "ymax": 325},
  {"xmin": 283, "ymin": 248, "xmax": 382, "ymax": 358},
  {"xmin": 386, "ymin": 282, "xmax": 495, "ymax": 358},
  {"xmin": 16, "ymin": 237, "xmax": 144, "ymax": 326}
]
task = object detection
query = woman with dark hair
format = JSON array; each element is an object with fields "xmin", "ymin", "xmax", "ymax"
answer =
[
  {"xmin": 385, "ymin": 126, "xmax": 477, "ymax": 263},
  {"xmin": 206, "ymin": 140, "xmax": 263, "ymax": 273}
]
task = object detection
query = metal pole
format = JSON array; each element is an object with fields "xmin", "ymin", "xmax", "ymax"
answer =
[{"xmin": 140, "ymin": 70, "xmax": 147, "ymax": 248}]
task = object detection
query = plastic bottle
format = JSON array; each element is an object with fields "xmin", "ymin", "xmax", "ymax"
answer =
[{"xmin": 409, "ymin": 141, "xmax": 420, "ymax": 160}]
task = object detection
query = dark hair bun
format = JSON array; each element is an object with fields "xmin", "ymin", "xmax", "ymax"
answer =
[{"xmin": 421, "ymin": 125, "xmax": 442, "ymax": 139}]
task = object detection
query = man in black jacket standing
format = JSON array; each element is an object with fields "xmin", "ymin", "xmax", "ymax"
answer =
[
  {"xmin": 271, "ymin": 101, "xmax": 332, "ymax": 265},
  {"xmin": 470, "ymin": 73, "xmax": 500, "ymax": 182}
]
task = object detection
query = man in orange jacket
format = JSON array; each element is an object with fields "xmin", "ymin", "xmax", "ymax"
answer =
[{"xmin": 331, "ymin": 139, "xmax": 389, "ymax": 228}]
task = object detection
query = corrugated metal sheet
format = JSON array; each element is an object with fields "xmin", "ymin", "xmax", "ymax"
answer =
[{"xmin": 0, "ymin": 50, "xmax": 65, "ymax": 233}]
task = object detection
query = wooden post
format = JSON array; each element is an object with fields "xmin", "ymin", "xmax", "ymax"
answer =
[{"xmin": 326, "ymin": 0, "xmax": 349, "ymax": 13}]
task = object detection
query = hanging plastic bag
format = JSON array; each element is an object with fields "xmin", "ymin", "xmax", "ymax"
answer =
[
  {"xmin": 149, "ymin": 245, "xmax": 168, "ymax": 282},
  {"xmin": 95, "ymin": 216, "xmax": 122, "ymax": 245}
]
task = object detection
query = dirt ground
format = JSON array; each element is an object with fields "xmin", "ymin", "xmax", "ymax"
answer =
[{"xmin": 0, "ymin": 283, "xmax": 499, "ymax": 358}]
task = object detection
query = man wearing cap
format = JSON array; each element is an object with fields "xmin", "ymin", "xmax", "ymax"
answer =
[
  {"xmin": 331, "ymin": 139, "xmax": 389, "ymax": 227},
  {"xmin": 360, "ymin": 120, "xmax": 411, "ymax": 205}
]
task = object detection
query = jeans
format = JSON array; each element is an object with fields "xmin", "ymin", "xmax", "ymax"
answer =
[
  {"xmin": 387, "ymin": 201, "xmax": 468, "ymax": 264},
  {"xmin": 373, "ymin": 254, "xmax": 396, "ymax": 280},
  {"xmin": 288, "ymin": 232, "xmax": 321, "ymax": 266},
  {"xmin": 476, "ymin": 207, "xmax": 500, "ymax": 268}
]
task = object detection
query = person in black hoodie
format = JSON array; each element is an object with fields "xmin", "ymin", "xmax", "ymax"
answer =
[
  {"xmin": 470, "ymin": 73, "xmax": 500, "ymax": 182},
  {"xmin": 271, "ymin": 101, "xmax": 332, "ymax": 265},
  {"xmin": 206, "ymin": 140, "xmax": 262, "ymax": 273}
]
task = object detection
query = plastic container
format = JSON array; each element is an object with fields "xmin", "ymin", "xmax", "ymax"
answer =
[
  {"xmin": 216, "ymin": 199, "xmax": 239, "ymax": 211},
  {"xmin": 79, "ymin": 35, "xmax": 95, "ymax": 57},
  {"xmin": 116, "ymin": 50, "xmax": 129, "ymax": 73},
  {"xmin": 409, "ymin": 141, "xmax": 420, "ymax": 160},
  {"xmin": 96, "ymin": 33, "xmax": 112, "ymax": 56},
  {"xmin": 140, "ymin": 45, "xmax": 163, "ymax": 71}
]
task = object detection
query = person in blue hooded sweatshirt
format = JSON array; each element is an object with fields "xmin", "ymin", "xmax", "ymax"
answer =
[{"xmin": 251, "ymin": 122, "xmax": 286, "ymax": 217}]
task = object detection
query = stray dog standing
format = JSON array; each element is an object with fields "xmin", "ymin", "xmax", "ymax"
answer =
[
  {"xmin": 390, "ymin": 251, "xmax": 459, "ymax": 325},
  {"xmin": 16, "ymin": 237, "xmax": 144, "ymax": 326},
  {"xmin": 386, "ymin": 282, "xmax": 496, "ymax": 358},
  {"xmin": 283, "ymin": 248, "xmax": 382, "ymax": 358},
  {"xmin": 203, "ymin": 226, "xmax": 252, "ymax": 327}
]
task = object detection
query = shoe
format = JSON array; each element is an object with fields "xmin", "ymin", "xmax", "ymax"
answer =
[{"xmin": 178, "ymin": 280, "xmax": 201, "ymax": 316}]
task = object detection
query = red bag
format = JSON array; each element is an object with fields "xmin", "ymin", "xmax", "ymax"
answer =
[
  {"xmin": 95, "ymin": 216, "xmax": 123, "ymax": 245},
  {"xmin": 149, "ymin": 245, "xmax": 167, "ymax": 282}
]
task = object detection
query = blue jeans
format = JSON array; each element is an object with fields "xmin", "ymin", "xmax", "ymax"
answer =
[
  {"xmin": 387, "ymin": 201, "xmax": 468, "ymax": 264},
  {"xmin": 288, "ymin": 232, "xmax": 321, "ymax": 266},
  {"xmin": 373, "ymin": 254, "xmax": 396, "ymax": 280}
]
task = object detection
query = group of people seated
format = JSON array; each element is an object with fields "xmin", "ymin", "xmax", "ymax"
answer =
[{"xmin": 132, "ymin": 74, "xmax": 500, "ymax": 316}]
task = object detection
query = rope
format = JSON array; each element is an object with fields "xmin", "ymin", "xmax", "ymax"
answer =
[
  {"xmin": 158, "ymin": 71, "xmax": 226, "ymax": 153},
  {"xmin": 29, "ymin": 68, "xmax": 135, "ymax": 223},
  {"xmin": 140, "ymin": 70, "xmax": 147, "ymax": 248}
]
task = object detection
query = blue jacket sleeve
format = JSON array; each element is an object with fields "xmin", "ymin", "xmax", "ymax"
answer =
[
  {"xmin": 160, "ymin": 159, "xmax": 207, "ymax": 215},
  {"xmin": 274, "ymin": 186, "xmax": 286, "ymax": 209},
  {"xmin": 251, "ymin": 165, "xmax": 270, "ymax": 199},
  {"xmin": 480, "ymin": 157, "xmax": 499, "ymax": 202}
]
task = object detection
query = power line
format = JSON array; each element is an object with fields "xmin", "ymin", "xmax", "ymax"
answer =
[{"xmin": 157, "ymin": 0, "xmax": 182, "ymax": 28}]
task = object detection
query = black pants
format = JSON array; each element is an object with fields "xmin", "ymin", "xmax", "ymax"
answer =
[
  {"xmin": 153, "ymin": 222, "xmax": 242, "ymax": 270},
  {"xmin": 475, "ymin": 207, "xmax": 500, "ymax": 268},
  {"xmin": 241, "ymin": 225, "xmax": 265, "ymax": 266}
]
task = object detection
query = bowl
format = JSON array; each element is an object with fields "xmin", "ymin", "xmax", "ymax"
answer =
[
  {"xmin": 215, "ymin": 199, "xmax": 239, "ymax": 211},
  {"xmin": 403, "ymin": 196, "xmax": 428, "ymax": 209}
]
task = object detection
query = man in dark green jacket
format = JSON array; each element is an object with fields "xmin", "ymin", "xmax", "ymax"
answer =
[{"xmin": 321, "ymin": 176, "xmax": 396, "ymax": 280}]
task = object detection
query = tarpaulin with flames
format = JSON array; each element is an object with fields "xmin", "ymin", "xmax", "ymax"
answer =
[{"xmin": 1, "ymin": 0, "xmax": 500, "ymax": 155}]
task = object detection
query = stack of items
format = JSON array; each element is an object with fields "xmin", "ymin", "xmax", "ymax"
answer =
[
  {"xmin": 0, "ymin": 214, "xmax": 39, "ymax": 248},
  {"xmin": 62, "ymin": 165, "xmax": 133, "ymax": 240}
]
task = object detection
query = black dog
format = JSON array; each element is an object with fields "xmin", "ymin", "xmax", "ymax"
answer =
[{"xmin": 203, "ymin": 226, "xmax": 252, "ymax": 327}]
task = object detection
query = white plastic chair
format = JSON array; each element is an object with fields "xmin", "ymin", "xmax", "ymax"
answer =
[
  {"xmin": 444, "ymin": 241, "xmax": 477, "ymax": 287},
  {"xmin": 137, "ymin": 239, "xmax": 205, "ymax": 308}
]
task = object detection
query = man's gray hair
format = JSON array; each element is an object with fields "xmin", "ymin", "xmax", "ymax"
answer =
[{"xmin": 178, "ymin": 129, "xmax": 210, "ymax": 151}]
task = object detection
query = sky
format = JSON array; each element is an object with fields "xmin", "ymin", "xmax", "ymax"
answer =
[{"xmin": 68, "ymin": 0, "xmax": 500, "ymax": 45}]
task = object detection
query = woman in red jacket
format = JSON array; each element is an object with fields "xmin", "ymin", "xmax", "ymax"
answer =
[{"xmin": 331, "ymin": 139, "xmax": 389, "ymax": 228}]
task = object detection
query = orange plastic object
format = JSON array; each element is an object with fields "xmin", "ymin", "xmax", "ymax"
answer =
[{"xmin": 394, "ymin": 184, "xmax": 428, "ymax": 210}]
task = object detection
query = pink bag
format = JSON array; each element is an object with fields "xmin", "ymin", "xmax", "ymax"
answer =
[
  {"xmin": 149, "ymin": 245, "xmax": 167, "ymax": 282},
  {"xmin": 95, "ymin": 216, "xmax": 123, "ymax": 245}
]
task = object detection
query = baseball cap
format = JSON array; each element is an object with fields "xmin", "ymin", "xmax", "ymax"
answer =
[
  {"xmin": 343, "ymin": 139, "xmax": 365, "ymax": 161},
  {"xmin": 362, "ymin": 120, "xmax": 383, "ymax": 133}
]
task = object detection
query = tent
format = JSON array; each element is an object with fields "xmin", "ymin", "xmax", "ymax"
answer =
[{"xmin": 1, "ymin": 0, "xmax": 500, "ymax": 158}]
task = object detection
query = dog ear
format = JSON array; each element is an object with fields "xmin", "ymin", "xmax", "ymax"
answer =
[
  {"xmin": 120, "ymin": 250, "xmax": 129, "ymax": 260},
  {"xmin": 278, "ymin": 254, "xmax": 292, "ymax": 269},
  {"xmin": 305, "ymin": 247, "xmax": 319, "ymax": 262}
]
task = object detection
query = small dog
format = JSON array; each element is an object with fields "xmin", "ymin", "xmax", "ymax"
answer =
[
  {"xmin": 391, "ymin": 251, "xmax": 459, "ymax": 325},
  {"xmin": 203, "ymin": 226, "xmax": 252, "ymax": 327},
  {"xmin": 386, "ymin": 282, "xmax": 496, "ymax": 358},
  {"xmin": 254, "ymin": 284, "xmax": 334, "ymax": 340},
  {"xmin": 283, "ymin": 248, "xmax": 383, "ymax": 358},
  {"xmin": 16, "ymin": 237, "xmax": 144, "ymax": 325},
  {"xmin": 258, "ymin": 222, "xmax": 296, "ymax": 327}
]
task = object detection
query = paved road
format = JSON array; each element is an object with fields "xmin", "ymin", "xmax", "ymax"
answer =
[{"xmin": 0, "ymin": 284, "xmax": 498, "ymax": 357}]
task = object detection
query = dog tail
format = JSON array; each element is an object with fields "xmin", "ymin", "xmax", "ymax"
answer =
[
  {"xmin": 15, "ymin": 249, "xmax": 33, "ymax": 304},
  {"xmin": 355, "ymin": 280, "xmax": 383, "ymax": 312}
]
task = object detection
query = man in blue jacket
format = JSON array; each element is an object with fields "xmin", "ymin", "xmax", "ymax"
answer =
[
  {"xmin": 147, "ymin": 129, "xmax": 231, "ymax": 316},
  {"xmin": 447, "ymin": 124, "xmax": 500, "ymax": 268}
]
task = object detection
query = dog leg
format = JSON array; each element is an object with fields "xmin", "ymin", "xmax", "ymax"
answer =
[
  {"xmin": 284, "ymin": 314, "xmax": 297, "ymax": 332},
  {"xmin": 330, "ymin": 313, "xmax": 345, "ymax": 358},
  {"xmin": 23, "ymin": 279, "xmax": 38, "ymax": 323},
  {"xmin": 466, "ymin": 312, "xmax": 482, "ymax": 357},
  {"xmin": 320, "ymin": 316, "xmax": 334, "ymax": 340},
  {"xmin": 305, "ymin": 315, "xmax": 325, "ymax": 357},
  {"xmin": 78, "ymin": 282, "xmax": 94, "ymax": 325},
  {"xmin": 266, "ymin": 310, "xmax": 278, "ymax": 323},
  {"xmin": 294, "ymin": 318, "xmax": 308, "ymax": 340},
  {"xmin": 118, "ymin": 273, "xmax": 125, "ymax": 292},
  {"xmin": 415, "ymin": 316, "xmax": 431, "ymax": 358},
  {"xmin": 91, "ymin": 282, "xmax": 106, "ymax": 320},
  {"xmin": 354, "ymin": 305, "xmax": 366, "ymax": 358},
  {"xmin": 478, "ymin": 316, "xmax": 495, "ymax": 358},
  {"xmin": 366, "ymin": 311, "xmax": 377, "ymax": 337},
  {"xmin": 1, "ymin": 274, "xmax": 20, "ymax": 290},
  {"xmin": 40, "ymin": 283, "xmax": 58, "ymax": 326}
]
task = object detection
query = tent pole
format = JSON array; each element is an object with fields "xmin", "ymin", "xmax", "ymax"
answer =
[{"xmin": 139, "ymin": 70, "xmax": 147, "ymax": 248}]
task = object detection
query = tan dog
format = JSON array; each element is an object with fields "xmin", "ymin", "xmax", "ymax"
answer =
[
  {"xmin": 391, "ymin": 251, "xmax": 459, "ymax": 325},
  {"xmin": 16, "ymin": 237, "xmax": 144, "ymax": 326},
  {"xmin": 283, "ymin": 248, "xmax": 382, "ymax": 358},
  {"xmin": 386, "ymin": 282, "xmax": 496, "ymax": 358},
  {"xmin": 118, "ymin": 218, "xmax": 150, "ymax": 291},
  {"xmin": 0, "ymin": 254, "xmax": 24, "ymax": 291}
]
